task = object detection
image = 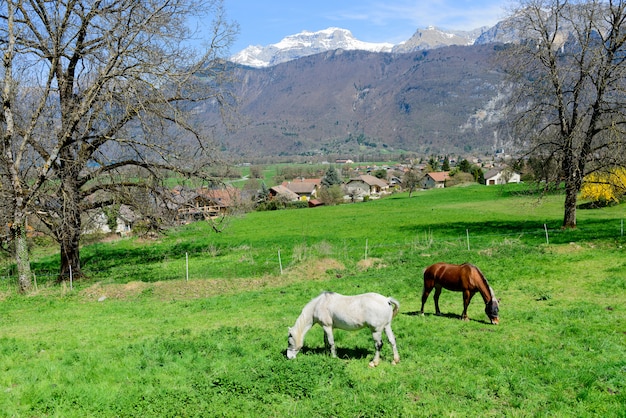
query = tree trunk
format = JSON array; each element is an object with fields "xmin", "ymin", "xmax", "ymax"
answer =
[
  {"xmin": 57, "ymin": 160, "xmax": 85, "ymax": 281},
  {"xmin": 59, "ymin": 234, "xmax": 82, "ymax": 281},
  {"xmin": 562, "ymin": 166, "xmax": 582, "ymax": 229},
  {"xmin": 3, "ymin": 1, "xmax": 31, "ymax": 293},
  {"xmin": 562, "ymin": 184, "xmax": 578, "ymax": 229},
  {"xmin": 11, "ymin": 219, "xmax": 32, "ymax": 293}
]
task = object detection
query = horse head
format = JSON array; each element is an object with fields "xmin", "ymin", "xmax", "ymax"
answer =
[
  {"xmin": 286, "ymin": 327, "xmax": 301, "ymax": 359},
  {"xmin": 485, "ymin": 298, "xmax": 500, "ymax": 325}
]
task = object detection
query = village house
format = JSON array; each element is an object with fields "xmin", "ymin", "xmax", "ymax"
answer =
[
  {"xmin": 344, "ymin": 174, "xmax": 390, "ymax": 200},
  {"xmin": 269, "ymin": 185, "xmax": 300, "ymax": 202},
  {"xmin": 484, "ymin": 168, "xmax": 521, "ymax": 186},
  {"xmin": 282, "ymin": 178, "xmax": 321, "ymax": 201},
  {"xmin": 421, "ymin": 172, "xmax": 450, "ymax": 189},
  {"xmin": 174, "ymin": 186, "xmax": 240, "ymax": 222},
  {"xmin": 83, "ymin": 204, "xmax": 138, "ymax": 235}
]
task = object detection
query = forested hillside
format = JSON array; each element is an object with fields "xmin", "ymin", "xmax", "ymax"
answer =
[{"xmin": 199, "ymin": 44, "xmax": 509, "ymax": 161}]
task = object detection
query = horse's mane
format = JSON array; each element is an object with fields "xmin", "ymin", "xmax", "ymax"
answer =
[
  {"xmin": 464, "ymin": 263, "xmax": 495, "ymax": 300},
  {"xmin": 292, "ymin": 293, "xmax": 326, "ymax": 334}
]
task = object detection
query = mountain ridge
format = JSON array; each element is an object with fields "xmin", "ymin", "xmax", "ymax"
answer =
[
  {"xmin": 204, "ymin": 18, "xmax": 526, "ymax": 161},
  {"xmin": 231, "ymin": 26, "xmax": 492, "ymax": 68},
  {"xmin": 203, "ymin": 44, "xmax": 510, "ymax": 161},
  {"xmin": 231, "ymin": 27, "xmax": 394, "ymax": 68}
]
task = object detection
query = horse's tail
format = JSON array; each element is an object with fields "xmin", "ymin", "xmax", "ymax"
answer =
[{"xmin": 388, "ymin": 297, "xmax": 400, "ymax": 318}]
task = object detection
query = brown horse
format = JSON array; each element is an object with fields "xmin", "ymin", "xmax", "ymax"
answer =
[{"xmin": 420, "ymin": 262, "xmax": 499, "ymax": 324}]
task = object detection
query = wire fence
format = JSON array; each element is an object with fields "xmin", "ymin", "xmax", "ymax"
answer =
[{"xmin": 1, "ymin": 219, "xmax": 624, "ymax": 293}]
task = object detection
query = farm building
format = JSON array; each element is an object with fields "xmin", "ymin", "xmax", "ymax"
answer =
[
  {"xmin": 175, "ymin": 186, "xmax": 241, "ymax": 222},
  {"xmin": 282, "ymin": 178, "xmax": 321, "ymax": 201},
  {"xmin": 421, "ymin": 172, "xmax": 450, "ymax": 189},
  {"xmin": 344, "ymin": 175, "xmax": 390, "ymax": 200},
  {"xmin": 269, "ymin": 185, "xmax": 300, "ymax": 202},
  {"xmin": 484, "ymin": 168, "xmax": 521, "ymax": 186},
  {"xmin": 83, "ymin": 204, "xmax": 138, "ymax": 235}
]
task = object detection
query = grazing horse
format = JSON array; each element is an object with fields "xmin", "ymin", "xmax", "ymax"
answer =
[
  {"xmin": 420, "ymin": 262, "xmax": 500, "ymax": 324},
  {"xmin": 287, "ymin": 292, "xmax": 400, "ymax": 367}
]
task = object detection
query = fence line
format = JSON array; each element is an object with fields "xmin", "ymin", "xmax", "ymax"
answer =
[{"xmin": 1, "ymin": 220, "xmax": 624, "ymax": 286}]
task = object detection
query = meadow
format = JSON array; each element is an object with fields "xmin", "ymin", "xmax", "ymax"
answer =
[{"xmin": 1, "ymin": 184, "xmax": 625, "ymax": 417}]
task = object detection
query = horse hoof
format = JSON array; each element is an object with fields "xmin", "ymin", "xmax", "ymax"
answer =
[
  {"xmin": 368, "ymin": 361, "xmax": 379, "ymax": 368},
  {"xmin": 392, "ymin": 359, "xmax": 399, "ymax": 365}
]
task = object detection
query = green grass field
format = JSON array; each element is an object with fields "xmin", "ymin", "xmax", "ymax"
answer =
[{"xmin": 1, "ymin": 184, "xmax": 625, "ymax": 417}]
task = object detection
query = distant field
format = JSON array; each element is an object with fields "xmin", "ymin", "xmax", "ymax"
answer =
[{"xmin": 1, "ymin": 184, "xmax": 625, "ymax": 416}]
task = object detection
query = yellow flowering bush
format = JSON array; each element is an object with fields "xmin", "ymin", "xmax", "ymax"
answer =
[{"xmin": 581, "ymin": 167, "xmax": 626, "ymax": 203}]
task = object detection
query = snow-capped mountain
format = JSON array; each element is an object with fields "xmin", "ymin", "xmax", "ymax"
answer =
[
  {"xmin": 230, "ymin": 27, "xmax": 394, "ymax": 68},
  {"xmin": 392, "ymin": 26, "xmax": 486, "ymax": 53},
  {"xmin": 229, "ymin": 26, "xmax": 495, "ymax": 68}
]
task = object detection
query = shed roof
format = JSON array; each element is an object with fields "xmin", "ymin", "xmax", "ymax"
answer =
[
  {"xmin": 197, "ymin": 186, "xmax": 240, "ymax": 207},
  {"xmin": 349, "ymin": 174, "xmax": 389, "ymax": 188},
  {"xmin": 427, "ymin": 172, "xmax": 450, "ymax": 182},
  {"xmin": 484, "ymin": 168, "xmax": 501, "ymax": 179},
  {"xmin": 270, "ymin": 185, "xmax": 300, "ymax": 201},
  {"xmin": 283, "ymin": 178, "xmax": 319, "ymax": 194}
]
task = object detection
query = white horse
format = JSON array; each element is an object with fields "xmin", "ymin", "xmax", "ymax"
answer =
[{"xmin": 286, "ymin": 292, "xmax": 400, "ymax": 367}]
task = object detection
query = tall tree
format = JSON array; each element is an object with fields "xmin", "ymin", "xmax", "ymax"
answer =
[
  {"xmin": 441, "ymin": 156, "xmax": 450, "ymax": 171},
  {"xmin": 402, "ymin": 166, "xmax": 422, "ymax": 197},
  {"xmin": 427, "ymin": 155, "xmax": 439, "ymax": 172},
  {"xmin": 500, "ymin": 0, "xmax": 626, "ymax": 228},
  {"xmin": 1, "ymin": 0, "xmax": 238, "ymax": 285},
  {"xmin": 1, "ymin": 0, "xmax": 34, "ymax": 291},
  {"xmin": 321, "ymin": 166, "xmax": 342, "ymax": 187}
]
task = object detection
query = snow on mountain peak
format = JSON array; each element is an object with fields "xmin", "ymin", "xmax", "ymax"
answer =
[{"xmin": 230, "ymin": 27, "xmax": 394, "ymax": 68}]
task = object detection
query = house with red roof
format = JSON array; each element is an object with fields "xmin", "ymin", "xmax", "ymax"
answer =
[{"xmin": 421, "ymin": 172, "xmax": 450, "ymax": 189}]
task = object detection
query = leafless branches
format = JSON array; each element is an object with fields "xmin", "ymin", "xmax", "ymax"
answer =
[
  {"xmin": 499, "ymin": 0, "xmax": 626, "ymax": 228},
  {"xmin": 1, "ymin": 0, "xmax": 239, "ymax": 284}
]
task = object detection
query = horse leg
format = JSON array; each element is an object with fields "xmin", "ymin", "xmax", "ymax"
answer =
[
  {"xmin": 461, "ymin": 290, "xmax": 474, "ymax": 321},
  {"xmin": 433, "ymin": 285, "xmax": 443, "ymax": 316},
  {"xmin": 384, "ymin": 324, "xmax": 400, "ymax": 365},
  {"xmin": 323, "ymin": 326, "xmax": 336, "ymax": 357},
  {"xmin": 420, "ymin": 284, "xmax": 433, "ymax": 315},
  {"xmin": 369, "ymin": 330, "xmax": 383, "ymax": 368}
]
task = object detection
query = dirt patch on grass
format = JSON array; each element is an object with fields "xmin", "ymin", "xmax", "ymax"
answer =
[
  {"xmin": 80, "ymin": 258, "xmax": 346, "ymax": 301},
  {"xmin": 546, "ymin": 242, "xmax": 587, "ymax": 254},
  {"xmin": 81, "ymin": 281, "xmax": 151, "ymax": 300},
  {"xmin": 80, "ymin": 278, "xmax": 270, "ymax": 301},
  {"xmin": 356, "ymin": 257, "xmax": 387, "ymax": 270},
  {"xmin": 284, "ymin": 257, "xmax": 345, "ymax": 280}
]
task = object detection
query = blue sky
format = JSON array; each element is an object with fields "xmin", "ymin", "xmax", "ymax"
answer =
[{"xmin": 223, "ymin": 0, "xmax": 511, "ymax": 53}]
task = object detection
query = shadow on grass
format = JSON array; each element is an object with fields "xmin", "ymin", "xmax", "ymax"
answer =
[
  {"xmin": 402, "ymin": 217, "xmax": 626, "ymax": 246},
  {"xmin": 404, "ymin": 310, "xmax": 494, "ymax": 325},
  {"xmin": 289, "ymin": 346, "xmax": 372, "ymax": 360}
]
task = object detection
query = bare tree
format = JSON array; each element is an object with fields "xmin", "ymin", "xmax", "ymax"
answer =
[
  {"xmin": 402, "ymin": 165, "xmax": 422, "ymax": 197},
  {"xmin": 1, "ymin": 0, "xmax": 238, "ymax": 288},
  {"xmin": 2, "ymin": 0, "xmax": 35, "ymax": 291},
  {"xmin": 500, "ymin": 0, "xmax": 626, "ymax": 228}
]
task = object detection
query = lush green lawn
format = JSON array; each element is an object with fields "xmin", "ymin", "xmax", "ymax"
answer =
[{"xmin": 1, "ymin": 184, "xmax": 625, "ymax": 416}]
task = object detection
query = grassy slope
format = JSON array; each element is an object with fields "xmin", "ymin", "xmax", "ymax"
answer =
[{"xmin": 1, "ymin": 184, "xmax": 625, "ymax": 417}]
